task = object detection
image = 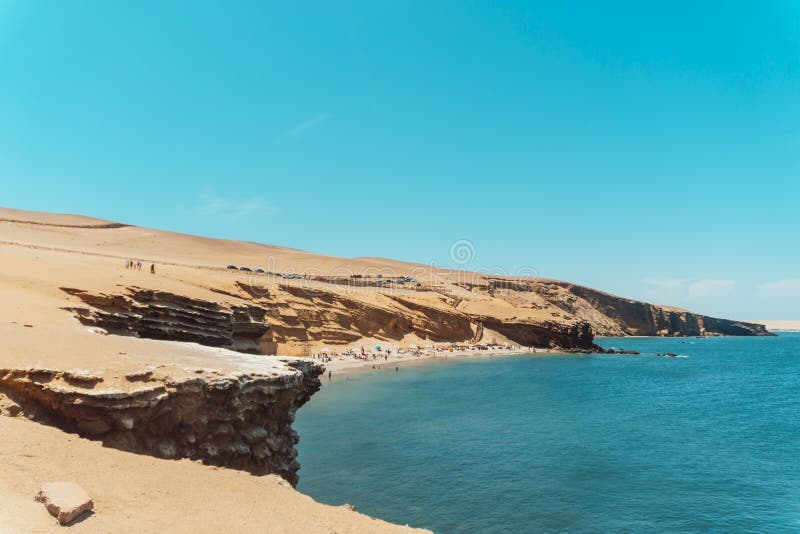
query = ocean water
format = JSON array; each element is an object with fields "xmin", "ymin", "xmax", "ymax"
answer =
[{"xmin": 294, "ymin": 334, "xmax": 800, "ymax": 533}]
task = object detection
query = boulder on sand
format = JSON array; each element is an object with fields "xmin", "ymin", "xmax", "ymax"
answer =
[{"xmin": 35, "ymin": 482, "xmax": 93, "ymax": 524}]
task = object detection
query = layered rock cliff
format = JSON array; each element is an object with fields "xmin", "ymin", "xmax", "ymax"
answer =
[
  {"xmin": 0, "ymin": 360, "xmax": 323, "ymax": 486},
  {"xmin": 62, "ymin": 287, "xmax": 270, "ymax": 354},
  {"xmin": 0, "ymin": 207, "xmax": 772, "ymax": 494},
  {"xmin": 58, "ymin": 278, "xmax": 770, "ymax": 361},
  {"xmin": 535, "ymin": 281, "xmax": 772, "ymax": 337}
]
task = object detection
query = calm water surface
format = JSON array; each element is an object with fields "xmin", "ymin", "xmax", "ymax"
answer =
[{"xmin": 295, "ymin": 334, "xmax": 800, "ymax": 533}]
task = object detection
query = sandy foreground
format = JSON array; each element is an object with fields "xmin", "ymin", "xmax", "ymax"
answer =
[
  {"xmin": 3, "ymin": 206, "xmax": 752, "ymax": 531},
  {"xmin": 0, "ymin": 208, "xmax": 437, "ymax": 531},
  {"xmin": 0, "ymin": 416, "xmax": 425, "ymax": 533}
]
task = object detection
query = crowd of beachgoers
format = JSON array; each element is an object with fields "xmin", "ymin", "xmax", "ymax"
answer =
[
  {"xmin": 311, "ymin": 343, "xmax": 523, "ymax": 361},
  {"xmin": 310, "ymin": 342, "xmax": 532, "ymax": 377}
]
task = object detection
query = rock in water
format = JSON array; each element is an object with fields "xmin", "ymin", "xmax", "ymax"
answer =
[{"xmin": 35, "ymin": 482, "xmax": 93, "ymax": 524}]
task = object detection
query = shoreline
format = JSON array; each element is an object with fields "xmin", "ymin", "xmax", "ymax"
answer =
[
  {"xmin": 315, "ymin": 333, "xmax": 769, "ymax": 379},
  {"xmin": 317, "ymin": 346, "xmax": 562, "ymax": 379}
]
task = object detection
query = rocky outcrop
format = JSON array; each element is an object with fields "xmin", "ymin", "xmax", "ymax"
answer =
[
  {"xmin": 0, "ymin": 360, "xmax": 323, "ymax": 486},
  {"xmin": 478, "ymin": 317, "xmax": 598, "ymax": 351},
  {"xmin": 268, "ymin": 284, "xmax": 416, "ymax": 346},
  {"xmin": 35, "ymin": 482, "xmax": 94, "ymax": 525},
  {"xmin": 385, "ymin": 296, "xmax": 475, "ymax": 342},
  {"xmin": 542, "ymin": 282, "xmax": 772, "ymax": 337},
  {"xmin": 62, "ymin": 287, "xmax": 270, "ymax": 353},
  {"xmin": 700, "ymin": 316, "xmax": 772, "ymax": 336},
  {"xmin": 60, "ymin": 279, "xmax": 771, "ymax": 361}
]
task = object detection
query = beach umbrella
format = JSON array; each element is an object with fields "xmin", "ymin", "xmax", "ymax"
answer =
[
  {"xmin": 375, "ymin": 345, "xmax": 382, "ymax": 350},
  {"xmin": 409, "ymin": 344, "xmax": 418, "ymax": 349},
  {"xmin": 321, "ymin": 347, "xmax": 330, "ymax": 353}
]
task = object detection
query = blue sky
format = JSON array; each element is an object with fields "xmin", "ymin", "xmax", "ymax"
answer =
[{"xmin": 1, "ymin": 1, "xmax": 798, "ymax": 319}]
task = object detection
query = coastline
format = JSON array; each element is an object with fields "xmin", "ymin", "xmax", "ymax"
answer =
[
  {"xmin": 318, "ymin": 346, "xmax": 560, "ymax": 378},
  {"xmin": 0, "ymin": 207, "xmax": 775, "ymax": 532}
]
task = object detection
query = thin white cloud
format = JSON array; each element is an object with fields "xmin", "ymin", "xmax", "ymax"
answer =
[
  {"xmin": 195, "ymin": 188, "xmax": 276, "ymax": 220},
  {"xmin": 687, "ymin": 279, "xmax": 736, "ymax": 298},
  {"xmin": 642, "ymin": 277, "xmax": 686, "ymax": 302},
  {"xmin": 643, "ymin": 277, "xmax": 736, "ymax": 303},
  {"xmin": 290, "ymin": 112, "xmax": 332, "ymax": 137},
  {"xmin": 757, "ymin": 279, "xmax": 800, "ymax": 299}
]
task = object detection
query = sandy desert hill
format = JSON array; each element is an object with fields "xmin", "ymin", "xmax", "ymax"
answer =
[
  {"xmin": 0, "ymin": 207, "xmax": 435, "ymax": 532},
  {"xmin": 0, "ymin": 207, "xmax": 769, "ymax": 531},
  {"xmin": 0, "ymin": 207, "xmax": 769, "ymax": 359}
]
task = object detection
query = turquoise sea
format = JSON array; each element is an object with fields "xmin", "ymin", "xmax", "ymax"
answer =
[{"xmin": 295, "ymin": 334, "xmax": 800, "ymax": 533}]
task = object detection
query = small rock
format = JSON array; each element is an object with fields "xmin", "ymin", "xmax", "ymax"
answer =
[
  {"xmin": 35, "ymin": 482, "xmax": 93, "ymax": 525},
  {"xmin": 119, "ymin": 414, "xmax": 135, "ymax": 430},
  {"xmin": 241, "ymin": 424, "xmax": 269, "ymax": 444},
  {"xmin": 230, "ymin": 441, "xmax": 251, "ymax": 455},
  {"xmin": 64, "ymin": 369, "xmax": 104, "ymax": 384},
  {"xmin": 252, "ymin": 443, "xmax": 272, "ymax": 459},
  {"xmin": 265, "ymin": 474, "xmax": 290, "ymax": 487},
  {"xmin": 124, "ymin": 370, "xmax": 153, "ymax": 382},
  {"xmin": 157, "ymin": 440, "xmax": 177, "ymax": 458}
]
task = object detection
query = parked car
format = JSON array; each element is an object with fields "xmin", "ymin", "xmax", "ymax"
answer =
[
  {"xmin": 226, "ymin": 265, "xmax": 238, "ymax": 270},
  {"xmin": 239, "ymin": 267, "xmax": 252, "ymax": 272},
  {"xmin": 254, "ymin": 268, "xmax": 265, "ymax": 273}
]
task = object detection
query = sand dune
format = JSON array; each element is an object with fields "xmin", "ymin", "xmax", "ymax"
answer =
[
  {"xmin": 0, "ymin": 206, "xmax": 768, "ymax": 531},
  {"xmin": 0, "ymin": 416, "xmax": 425, "ymax": 533}
]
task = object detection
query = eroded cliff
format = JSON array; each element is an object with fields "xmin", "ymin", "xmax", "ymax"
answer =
[
  {"xmin": 0, "ymin": 359, "xmax": 323, "ymax": 486},
  {"xmin": 537, "ymin": 281, "xmax": 772, "ymax": 337},
  {"xmin": 58, "ymin": 277, "xmax": 770, "ymax": 360},
  {"xmin": 0, "ymin": 207, "xmax": 772, "ymax": 494},
  {"xmin": 62, "ymin": 287, "xmax": 270, "ymax": 354}
]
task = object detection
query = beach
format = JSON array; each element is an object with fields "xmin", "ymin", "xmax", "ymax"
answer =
[
  {"xmin": 0, "ymin": 207, "xmax": 775, "ymax": 531},
  {"xmin": 318, "ymin": 345, "xmax": 543, "ymax": 376},
  {"xmin": 0, "ymin": 414, "xmax": 427, "ymax": 533}
]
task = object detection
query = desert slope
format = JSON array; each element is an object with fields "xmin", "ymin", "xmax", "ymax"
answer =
[
  {"xmin": 0, "ymin": 207, "xmax": 769, "ymax": 358},
  {"xmin": 0, "ymin": 206, "xmax": 769, "ymax": 530},
  {"xmin": 0, "ymin": 416, "xmax": 426, "ymax": 533}
]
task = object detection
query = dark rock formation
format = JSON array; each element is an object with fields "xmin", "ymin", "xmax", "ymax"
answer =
[
  {"xmin": 601, "ymin": 348, "xmax": 640, "ymax": 355},
  {"xmin": 0, "ymin": 361, "xmax": 323, "ymax": 486},
  {"xmin": 700, "ymin": 316, "xmax": 772, "ymax": 336},
  {"xmin": 537, "ymin": 282, "xmax": 772, "ymax": 337},
  {"xmin": 61, "ymin": 287, "xmax": 270, "ymax": 353},
  {"xmin": 478, "ymin": 317, "xmax": 599, "ymax": 351}
]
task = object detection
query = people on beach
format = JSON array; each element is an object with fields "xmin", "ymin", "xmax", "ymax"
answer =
[
  {"xmin": 150, "ymin": 263, "xmax": 155, "ymax": 274},
  {"xmin": 328, "ymin": 370, "xmax": 332, "ymax": 381},
  {"xmin": 125, "ymin": 259, "xmax": 146, "ymax": 270}
]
